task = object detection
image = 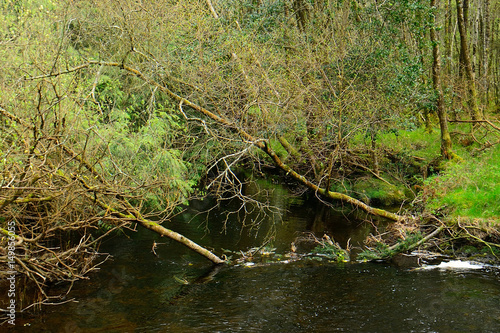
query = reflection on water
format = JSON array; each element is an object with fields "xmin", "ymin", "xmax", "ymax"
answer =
[{"xmin": 8, "ymin": 195, "xmax": 500, "ymax": 333}]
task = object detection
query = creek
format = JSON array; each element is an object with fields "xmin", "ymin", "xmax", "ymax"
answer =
[{"xmin": 10, "ymin": 184, "xmax": 500, "ymax": 332}]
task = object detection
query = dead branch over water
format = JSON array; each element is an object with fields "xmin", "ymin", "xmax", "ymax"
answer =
[
  {"xmin": 34, "ymin": 60, "xmax": 405, "ymax": 222},
  {"xmin": 0, "ymin": 98, "xmax": 223, "ymax": 312}
]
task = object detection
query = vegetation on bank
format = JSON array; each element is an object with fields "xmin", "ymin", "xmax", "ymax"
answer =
[
  {"xmin": 1, "ymin": 0, "xmax": 500, "ymax": 314},
  {"xmin": 423, "ymin": 143, "xmax": 500, "ymax": 220},
  {"xmin": 353, "ymin": 123, "xmax": 500, "ymax": 261}
]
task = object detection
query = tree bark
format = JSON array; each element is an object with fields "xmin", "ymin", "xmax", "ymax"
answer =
[
  {"xmin": 430, "ymin": 0, "xmax": 453, "ymax": 159},
  {"xmin": 457, "ymin": 0, "xmax": 482, "ymax": 120},
  {"xmin": 482, "ymin": 0, "xmax": 491, "ymax": 102},
  {"xmin": 444, "ymin": 0, "xmax": 452, "ymax": 74}
]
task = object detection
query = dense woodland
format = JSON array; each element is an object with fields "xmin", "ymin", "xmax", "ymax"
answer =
[{"xmin": 1, "ymin": 0, "xmax": 500, "ymax": 311}]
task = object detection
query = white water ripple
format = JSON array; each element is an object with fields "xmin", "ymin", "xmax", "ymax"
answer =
[{"xmin": 418, "ymin": 260, "xmax": 486, "ymax": 270}]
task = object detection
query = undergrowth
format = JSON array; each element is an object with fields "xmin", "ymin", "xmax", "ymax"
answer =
[
  {"xmin": 358, "ymin": 232, "xmax": 423, "ymax": 261},
  {"xmin": 422, "ymin": 144, "xmax": 500, "ymax": 220}
]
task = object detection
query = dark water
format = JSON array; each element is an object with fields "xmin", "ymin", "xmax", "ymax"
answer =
[{"xmin": 6, "ymin": 191, "xmax": 500, "ymax": 333}]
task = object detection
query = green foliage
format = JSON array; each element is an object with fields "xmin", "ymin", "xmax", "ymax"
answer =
[
  {"xmin": 222, "ymin": 0, "xmax": 286, "ymax": 39},
  {"xmin": 93, "ymin": 108, "xmax": 195, "ymax": 208},
  {"xmin": 97, "ymin": 219, "xmax": 114, "ymax": 232},
  {"xmin": 422, "ymin": 144, "xmax": 500, "ymax": 219},
  {"xmin": 311, "ymin": 242, "xmax": 349, "ymax": 263},
  {"xmin": 358, "ymin": 232, "xmax": 423, "ymax": 261},
  {"xmin": 0, "ymin": 0, "xmax": 56, "ymax": 37},
  {"xmin": 357, "ymin": 242, "xmax": 392, "ymax": 261},
  {"xmin": 392, "ymin": 232, "xmax": 424, "ymax": 252}
]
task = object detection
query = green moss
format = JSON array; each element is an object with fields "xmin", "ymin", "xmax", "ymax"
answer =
[
  {"xmin": 268, "ymin": 138, "xmax": 289, "ymax": 160},
  {"xmin": 351, "ymin": 127, "xmax": 442, "ymax": 160},
  {"xmin": 331, "ymin": 177, "xmax": 408, "ymax": 206},
  {"xmin": 353, "ymin": 177, "xmax": 407, "ymax": 206}
]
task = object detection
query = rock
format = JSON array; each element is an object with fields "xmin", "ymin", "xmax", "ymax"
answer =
[{"xmin": 391, "ymin": 253, "xmax": 422, "ymax": 268}]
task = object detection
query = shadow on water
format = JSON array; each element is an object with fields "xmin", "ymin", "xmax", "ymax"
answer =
[{"xmin": 6, "ymin": 188, "xmax": 500, "ymax": 333}]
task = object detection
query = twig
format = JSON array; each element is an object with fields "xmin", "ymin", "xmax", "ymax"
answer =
[
  {"xmin": 449, "ymin": 119, "xmax": 500, "ymax": 132},
  {"xmin": 389, "ymin": 224, "xmax": 446, "ymax": 252}
]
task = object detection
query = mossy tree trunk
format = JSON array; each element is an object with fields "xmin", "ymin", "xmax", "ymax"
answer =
[
  {"xmin": 430, "ymin": 0, "xmax": 453, "ymax": 160},
  {"xmin": 457, "ymin": 0, "xmax": 482, "ymax": 120},
  {"xmin": 35, "ymin": 60, "xmax": 405, "ymax": 223}
]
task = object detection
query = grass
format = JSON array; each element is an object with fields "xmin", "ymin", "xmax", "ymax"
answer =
[
  {"xmin": 351, "ymin": 126, "xmax": 443, "ymax": 160},
  {"xmin": 377, "ymin": 127, "xmax": 442, "ymax": 160},
  {"xmin": 422, "ymin": 143, "xmax": 500, "ymax": 220},
  {"xmin": 374, "ymin": 124, "xmax": 483, "ymax": 160},
  {"xmin": 351, "ymin": 122, "xmax": 500, "ymax": 221}
]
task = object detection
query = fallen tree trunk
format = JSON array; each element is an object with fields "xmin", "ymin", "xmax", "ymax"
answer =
[
  {"xmin": 1, "ymin": 106, "xmax": 224, "ymax": 265},
  {"xmin": 91, "ymin": 194, "xmax": 225, "ymax": 264},
  {"xmin": 75, "ymin": 175, "xmax": 225, "ymax": 264},
  {"xmin": 137, "ymin": 219, "xmax": 225, "ymax": 264},
  {"xmin": 38, "ymin": 61, "xmax": 405, "ymax": 222}
]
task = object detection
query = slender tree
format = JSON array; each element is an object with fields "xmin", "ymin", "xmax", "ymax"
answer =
[
  {"xmin": 457, "ymin": 0, "xmax": 482, "ymax": 120},
  {"xmin": 430, "ymin": 0, "xmax": 453, "ymax": 159}
]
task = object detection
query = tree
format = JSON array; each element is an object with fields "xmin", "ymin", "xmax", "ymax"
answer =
[
  {"xmin": 2, "ymin": 0, "xmax": 500, "ymax": 314},
  {"xmin": 430, "ymin": 0, "xmax": 454, "ymax": 159},
  {"xmin": 0, "ymin": 0, "xmax": 225, "ymax": 308},
  {"xmin": 457, "ymin": 0, "xmax": 482, "ymax": 120}
]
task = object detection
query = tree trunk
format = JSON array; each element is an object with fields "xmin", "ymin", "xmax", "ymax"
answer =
[
  {"xmin": 29, "ymin": 61, "xmax": 407, "ymax": 223},
  {"xmin": 293, "ymin": 0, "xmax": 309, "ymax": 32},
  {"xmin": 482, "ymin": 0, "xmax": 491, "ymax": 103},
  {"xmin": 431, "ymin": 0, "xmax": 453, "ymax": 159},
  {"xmin": 457, "ymin": 0, "xmax": 482, "ymax": 120},
  {"xmin": 83, "ymin": 179, "xmax": 226, "ymax": 264},
  {"xmin": 444, "ymin": 0, "xmax": 453, "ymax": 75},
  {"xmin": 459, "ymin": 0, "xmax": 470, "ymax": 77},
  {"xmin": 493, "ymin": 17, "xmax": 500, "ymax": 109},
  {"xmin": 138, "ymin": 219, "xmax": 225, "ymax": 264}
]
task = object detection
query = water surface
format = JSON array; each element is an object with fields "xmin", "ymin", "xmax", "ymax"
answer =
[{"xmin": 9, "ymin": 195, "xmax": 500, "ymax": 332}]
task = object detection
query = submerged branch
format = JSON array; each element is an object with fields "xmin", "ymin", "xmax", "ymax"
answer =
[
  {"xmin": 75, "ymin": 175, "xmax": 225, "ymax": 264},
  {"xmin": 389, "ymin": 225, "xmax": 446, "ymax": 252}
]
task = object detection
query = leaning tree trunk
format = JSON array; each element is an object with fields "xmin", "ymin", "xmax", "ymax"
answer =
[
  {"xmin": 91, "ymin": 194, "xmax": 225, "ymax": 264},
  {"xmin": 0, "ymin": 105, "xmax": 225, "ymax": 265},
  {"xmin": 481, "ymin": 0, "xmax": 491, "ymax": 104},
  {"xmin": 29, "ymin": 60, "xmax": 407, "ymax": 224}
]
